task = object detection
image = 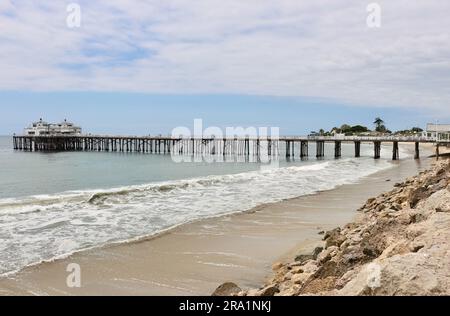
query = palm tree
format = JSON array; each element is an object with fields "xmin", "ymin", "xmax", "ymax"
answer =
[{"xmin": 374, "ymin": 117, "xmax": 385, "ymax": 132}]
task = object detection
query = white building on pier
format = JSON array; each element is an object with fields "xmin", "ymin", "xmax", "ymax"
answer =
[
  {"xmin": 24, "ymin": 119, "xmax": 82, "ymax": 136},
  {"xmin": 423, "ymin": 123, "xmax": 450, "ymax": 141}
]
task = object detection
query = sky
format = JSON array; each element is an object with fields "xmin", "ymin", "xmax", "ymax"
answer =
[{"xmin": 0, "ymin": 0, "xmax": 449, "ymax": 135}]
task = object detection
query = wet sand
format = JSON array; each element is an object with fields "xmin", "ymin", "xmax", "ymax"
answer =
[{"xmin": 0, "ymin": 145, "xmax": 435, "ymax": 296}]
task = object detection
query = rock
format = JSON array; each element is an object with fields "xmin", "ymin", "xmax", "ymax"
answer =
[
  {"xmin": 324, "ymin": 227, "xmax": 340, "ymax": 240},
  {"xmin": 295, "ymin": 254, "xmax": 313, "ymax": 264},
  {"xmin": 317, "ymin": 246, "xmax": 338, "ymax": 264},
  {"xmin": 283, "ymin": 272, "xmax": 293, "ymax": 281},
  {"xmin": 324, "ymin": 228, "xmax": 346, "ymax": 248},
  {"xmin": 436, "ymin": 167, "xmax": 446, "ymax": 176},
  {"xmin": 339, "ymin": 251, "xmax": 448, "ymax": 296},
  {"xmin": 246, "ymin": 289, "xmax": 260, "ymax": 297},
  {"xmin": 301, "ymin": 261, "xmax": 319, "ymax": 274},
  {"xmin": 243, "ymin": 161, "xmax": 450, "ymax": 297},
  {"xmin": 435, "ymin": 207, "xmax": 450, "ymax": 213},
  {"xmin": 394, "ymin": 194, "xmax": 408, "ymax": 205},
  {"xmin": 295, "ymin": 247, "xmax": 323, "ymax": 263},
  {"xmin": 349, "ymin": 234, "xmax": 363, "ymax": 244},
  {"xmin": 212, "ymin": 282, "xmax": 242, "ymax": 296},
  {"xmin": 278, "ymin": 287, "xmax": 300, "ymax": 296},
  {"xmin": 409, "ymin": 212, "xmax": 428, "ymax": 224},
  {"xmin": 335, "ymin": 268, "xmax": 361, "ymax": 289},
  {"xmin": 272, "ymin": 262, "xmax": 284, "ymax": 271},
  {"xmin": 256, "ymin": 285, "xmax": 280, "ymax": 297},
  {"xmin": 362, "ymin": 247, "xmax": 378, "ymax": 259},
  {"xmin": 409, "ymin": 186, "xmax": 429, "ymax": 208},
  {"xmin": 292, "ymin": 272, "xmax": 312, "ymax": 285},
  {"xmin": 288, "ymin": 261, "xmax": 305, "ymax": 268},
  {"xmin": 313, "ymin": 247, "xmax": 324, "ymax": 260},
  {"xmin": 290, "ymin": 267, "xmax": 304, "ymax": 274},
  {"xmin": 378, "ymin": 239, "xmax": 410, "ymax": 260},
  {"xmin": 342, "ymin": 251, "xmax": 364, "ymax": 264},
  {"xmin": 410, "ymin": 243, "xmax": 424, "ymax": 253},
  {"xmin": 318, "ymin": 231, "xmax": 325, "ymax": 235}
]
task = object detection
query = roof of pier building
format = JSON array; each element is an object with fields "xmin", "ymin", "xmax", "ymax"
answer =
[
  {"xmin": 31, "ymin": 118, "xmax": 49, "ymax": 127},
  {"xmin": 25, "ymin": 119, "xmax": 82, "ymax": 136},
  {"xmin": 427, "ymin": 123, "xmax": 450, "ymax": 132}
]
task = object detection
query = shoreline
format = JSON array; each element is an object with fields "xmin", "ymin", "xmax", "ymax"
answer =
[{"xmin": 0, "ymin": 144, "xmax": 437, "ymax": 295}]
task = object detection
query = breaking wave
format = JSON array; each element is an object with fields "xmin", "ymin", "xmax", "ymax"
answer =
[{"xmin": 0, "ymin": 156, "xmax": 396, "ymax": 276}]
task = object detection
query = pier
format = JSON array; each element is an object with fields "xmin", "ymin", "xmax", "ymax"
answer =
[{"xmin": 12, "ymin": 135, "xmax": 449, "ymax": 160}]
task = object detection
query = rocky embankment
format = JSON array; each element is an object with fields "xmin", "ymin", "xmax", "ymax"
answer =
[{"xmin": 214, "ymin": 159, "xmax": 450, "ymax": 296}]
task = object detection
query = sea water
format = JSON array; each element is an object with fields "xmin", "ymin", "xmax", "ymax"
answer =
[{"xmin": 0, "ymin": 136, "xmax": 403, "ymax": 275}]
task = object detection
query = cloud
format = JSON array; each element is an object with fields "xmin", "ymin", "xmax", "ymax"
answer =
[{"xmin": 0, "ymin": 0, "xmax": 449, "ymax": 113}]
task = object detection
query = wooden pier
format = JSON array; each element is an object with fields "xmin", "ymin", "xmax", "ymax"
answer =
[{"xmin": 12, "ymin": 135, "xmax": 448, "ymax": 160}]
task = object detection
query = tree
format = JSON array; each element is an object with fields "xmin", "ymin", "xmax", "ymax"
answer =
[
  {"xmin": 330, "ymin": 127, "xmax": 341, "ymax": 134},
  {"xmin": 350, "ymin": 125, "xmax": 369, "ymax": 133},
  {"xmin": 378, "ymin": 124, "xmax": 387, "ymax": 133},
  {"xmin": 374, "ymin": 117, "xmax": 385, "ymax": 132},
  {"xmin": 319, "ymin": 129, "xmax": 325, "ymax": 136},
  {"xmin": 340, "ymin": 124, "xmax": 352, "ymax": 133}
]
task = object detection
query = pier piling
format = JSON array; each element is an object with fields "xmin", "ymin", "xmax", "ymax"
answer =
[
  {"xmin": 374, "ymin": 141, "xmax": 381, "ymax": 159},
  {"xmin": 316, "ymin": 141, "xmax": 325, "ymax": 158},
  {"xmin": 300, "ymin": 141, "xmax": 308, "ymax": 158},
  {"xmin": 392, "ymin": 141, "xmax": 399, "ymax": 160},
  {"xmin": 286, "ymin": 140, "xmax": 291, "ymax": 158},
  {"xmin": 354, "ymin": 141, "xmax": 361, "ymax": 158},
  {"xmin": 334, "ymin": 141, "xmax": 342, "ymax": 158},
  {"xmin": 11, "ymin": 135, "xmax": 443, "ymax": 161}
]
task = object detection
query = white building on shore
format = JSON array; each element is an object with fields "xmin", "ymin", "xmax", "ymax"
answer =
[
  {"xmin": 423, "ymin": 123, "xmax": 450, "ymax": 141},
  {"xmin": 24, "ymin": 119, "xmax": 82, "ymax": 136}
]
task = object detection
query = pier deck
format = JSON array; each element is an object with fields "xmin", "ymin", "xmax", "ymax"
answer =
[{"xmin": 12, "ymin": 135, "xmax": 449, "ymax": 160}]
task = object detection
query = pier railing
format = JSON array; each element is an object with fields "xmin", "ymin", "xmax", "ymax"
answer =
[{"xmin": 303, "ymin": 135, "xmax": 436, "ymax": 142}]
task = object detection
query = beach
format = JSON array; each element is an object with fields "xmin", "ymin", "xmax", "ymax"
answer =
[
  {"xmin": 235, "ymin": 147, "xmax": 450, "ymax": 296},
  {"xmin": 0, "ymin": 144, "xmax": 436, "ymax": 296}
]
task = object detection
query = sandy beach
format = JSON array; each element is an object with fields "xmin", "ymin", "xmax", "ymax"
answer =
[
  {"xmin": 0, "ymin": 144, "xmax": 437, "ymax": 296},
  {"xmin": 239, "ymin": 147, "xmax": 450, "ymax": 296}
]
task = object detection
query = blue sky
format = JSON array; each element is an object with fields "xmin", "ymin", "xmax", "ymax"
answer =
[
  {"xmin": 0, "ymin": 1, "xmax": 449, "ymax": 135},
  {"xmin": 0, "ymin": 92, "xmax": 439, "ymax": 136}
]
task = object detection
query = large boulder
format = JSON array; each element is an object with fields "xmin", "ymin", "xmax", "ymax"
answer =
[
  {"xmin": 256, "ymin": 285, "xmax": 280, "ymax": 296},
  {"xmin": 212, "ymin": 282, "xmax": 242, "ymax": 296}
]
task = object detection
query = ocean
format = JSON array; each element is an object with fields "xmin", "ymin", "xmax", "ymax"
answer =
[{"xmin": 0, "ymin": 136, "xmax": 403, "ymax": 276}]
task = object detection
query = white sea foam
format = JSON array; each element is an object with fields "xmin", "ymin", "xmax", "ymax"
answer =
[{"xmin": 0, "ymin": 147, "xmax": 403, "ymax": 276}]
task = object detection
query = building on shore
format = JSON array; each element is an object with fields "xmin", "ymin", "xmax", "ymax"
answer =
[
  {"xmin": 24, "ymin": 119, "xmax": 82, "ymax": 136},
  {"xmin": 423, "ymin": 123, "xmax": 450, "ymax": 141}
]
